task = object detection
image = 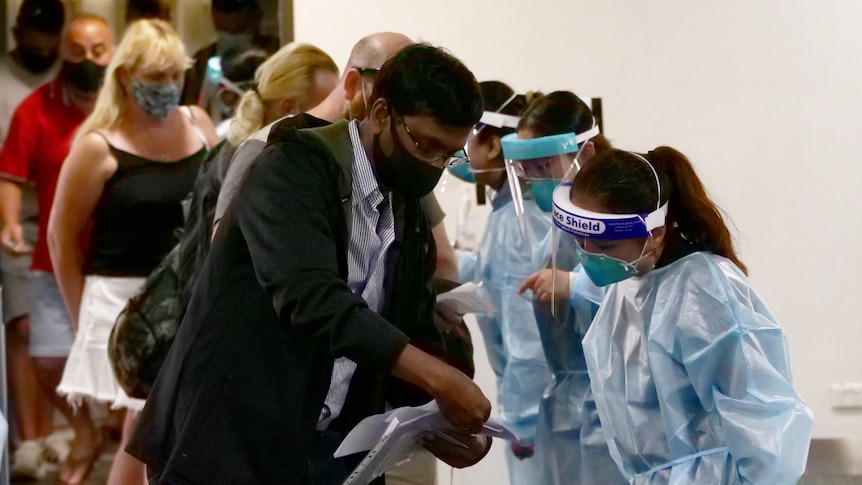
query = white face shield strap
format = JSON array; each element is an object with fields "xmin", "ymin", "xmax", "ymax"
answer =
[
  {"xmin": 472, "ymin": 92, "xmax": 521, "ymax": 140},
  {"xmin": 479, "ymin": 112, "xmax": 521, "ymax": 129}
]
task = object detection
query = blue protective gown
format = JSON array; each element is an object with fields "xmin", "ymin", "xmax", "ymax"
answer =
[
  {"xmin": 459, "ymin": 185, "xmax": 553, "ymax": 484},
  {"xmin": 531, "ymin": 233, "xmax": 628, "ymax": 485},
  {"xmin": 583, "ymin": 251, "xmax": 813, "ymax": 484}
]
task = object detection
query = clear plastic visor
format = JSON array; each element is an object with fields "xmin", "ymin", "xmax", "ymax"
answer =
[{"xmin": 502, "ymin": 132, "xmax": 581, "ymax": 181}]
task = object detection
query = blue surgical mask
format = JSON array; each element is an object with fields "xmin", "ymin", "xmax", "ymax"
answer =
[
  {"xmin": 448, "ymin": 163, "xmax": 475, "ymax": 183},
  {"xmin": 528, "ymin": 178, "xmax": 560, "ymax": 212},
  {"xmin": 131, "ymin": 80, "xmax": 181, "ymax": 120},
  {"xmin": 575, "ymin": 240, "xmax": 652, "ymax": 287}
]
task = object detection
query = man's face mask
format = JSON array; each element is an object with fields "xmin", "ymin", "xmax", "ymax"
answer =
[
  {"xmin": 372, "ymin": 114, "xmax": 444, "ymax": 198},
  {"xmin": 18, "ymin": 45, "xmax": 57, "ymax": 74},
  {"xmin": 61, "ymin": 59, "xmax": 107, "ymax": 93},
  {"xmin": 130, "ymin": 79, "xmax": 182, "ymax": 120}
]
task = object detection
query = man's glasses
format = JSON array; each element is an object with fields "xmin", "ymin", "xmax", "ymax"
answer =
[{"xmin": 396, "ymin": 113, "xmax": 469, "ymax": 168}]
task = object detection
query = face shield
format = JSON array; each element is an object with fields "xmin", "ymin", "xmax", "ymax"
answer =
[
  {"xmin": 551, "ymin": 152, "xmax": 667, "ymax": 290},
  {"xmin": 501, "ymin": 124, "xmax": 600, "ymax": 236},
  {"xmin": 528, "ymin": 152, "xmax": 667, "ymax": 346}
]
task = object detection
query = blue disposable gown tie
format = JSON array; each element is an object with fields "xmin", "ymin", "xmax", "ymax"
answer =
[
  {"xmin": 583, "ymin": 251, "xmax": 813, "ymax": 484},
  {"xmin": 459, "ymin": 185, "xmax": 553, "ymax": 484},
  {"xmin": 531, "ymin": 233, "xmax": 628, "ymax": 485}
]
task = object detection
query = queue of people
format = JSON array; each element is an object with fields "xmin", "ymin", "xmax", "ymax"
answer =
[{"xmin": 0, "ymin": 0, "xmax": 814, "ymax": 484}]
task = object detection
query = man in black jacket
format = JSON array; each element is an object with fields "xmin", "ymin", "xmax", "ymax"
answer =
[{"xmin": 128, "ymin": 44, "xmax": 490, "ymax": 484}]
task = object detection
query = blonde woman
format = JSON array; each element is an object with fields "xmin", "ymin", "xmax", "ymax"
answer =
[
  {"xmin": 186, "ymin": 42, "xmax": 338, "ymax": 274},
  {"xmin": 226, "ymin": 41, "xmax": 339, "ymax": 145},
  {"xmin": 48, "ymin": 19, "xmax": 218, "ymax": 485}
]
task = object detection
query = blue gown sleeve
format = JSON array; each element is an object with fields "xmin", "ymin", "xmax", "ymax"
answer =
[
  {"xmin": 496, "ymin": 212, "xmax": 553, "ymax": 445},
  {"xmin": 674, "ymin": 257, "xmax": 813, "ymax": 484},
  {"xmin": 457, "ymin": 249, "xmax": 477, "ymax": 284}
]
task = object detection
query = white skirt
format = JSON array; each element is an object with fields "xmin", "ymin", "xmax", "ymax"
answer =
[{"xmin": 57, "ymin": 275, "xmax": 146, "ymax": 411}]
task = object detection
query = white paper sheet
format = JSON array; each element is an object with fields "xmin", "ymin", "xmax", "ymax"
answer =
[
  {"xmin": 335, "ymin": 401, "xmax": 518, "ymax": 485},
  {"xmin": 435, "ymin": 282, "xmax": 496, "ymax": 315}
]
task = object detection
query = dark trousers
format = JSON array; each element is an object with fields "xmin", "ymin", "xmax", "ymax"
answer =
[{"xmin": 145, "ymin": 430, "xmax": 373, "ymax": 485}]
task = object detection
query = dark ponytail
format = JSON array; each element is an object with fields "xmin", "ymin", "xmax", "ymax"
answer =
[
  {"xmin": 573, "ymin": 147, "xmax": 748, "ymax": 274},
  {"xmin": 648, "ymin": 147, "xmax": 747, "ymax": 274},
  {"xmin": 518, "ymin": 90, "xmax": 612, "ymax": 154}
]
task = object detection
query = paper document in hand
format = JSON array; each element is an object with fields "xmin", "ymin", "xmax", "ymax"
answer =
[
  {"xmin": 335, "ymin": 401, "xmax": 518, "ymax": 484},
  {"xmin": 435, "ymin": 282, "xmax": 496, "ymax": 315}
]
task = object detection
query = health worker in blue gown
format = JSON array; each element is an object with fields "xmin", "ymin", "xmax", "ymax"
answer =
[
  {"xmin": 551, "ymin": 147, "xmax": 813, "ymax": 484},
  {"xmin": 508, "ymin": 92, "xmax": 627, "ymax": 485},
  {"xmin": 454, "ymin": 82, "xmax": 552, "ymax": 485}
]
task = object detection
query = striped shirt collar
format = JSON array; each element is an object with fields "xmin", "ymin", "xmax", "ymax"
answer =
[{"xmin": 348, "ymin": 120, "xmax": 385, "ymax": 205}]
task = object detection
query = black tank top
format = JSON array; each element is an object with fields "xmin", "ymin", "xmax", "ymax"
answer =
[{"xmin": 86, "ymin": 144, "xmax": 206, "ymax": 276}]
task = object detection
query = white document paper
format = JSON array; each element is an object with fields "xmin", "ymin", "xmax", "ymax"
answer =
[
  {"xmin": 335, "ymin": 401, "xmax": 518, "ymax": 485},
  {"xmin": 436, "ymin": 282, "xmax": 496, "ymax": 315}
]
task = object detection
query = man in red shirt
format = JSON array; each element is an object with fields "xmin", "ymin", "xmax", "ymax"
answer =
[{"xmin": 0, "ymin": 14, "xmax": 114, "ymax": 484}]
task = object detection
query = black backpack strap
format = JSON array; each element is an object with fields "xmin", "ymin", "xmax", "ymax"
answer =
[{"xmin": 297, "ymin": 120, "xmax": 354, "ymax": 231}]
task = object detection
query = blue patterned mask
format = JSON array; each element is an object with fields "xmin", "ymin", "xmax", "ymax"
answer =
[{"xmin": 131, "ymin": 80, "xmax": 181, "ymax": 120}]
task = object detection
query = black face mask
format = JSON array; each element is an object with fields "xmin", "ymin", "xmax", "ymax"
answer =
[
  {"xmin": 60, "ymin": 60, "xmax": 107, "ymax": 93},
  {"xmin": 372, "ymin": 120, "xmax": 444, "ymax": 198},
  {"xmin": 17, "ymin": 47, "xmax": 56, "ymax": 74}
]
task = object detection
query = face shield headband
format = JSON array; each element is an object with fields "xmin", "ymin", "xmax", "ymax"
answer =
[
  {"xmin": 457, "ymin": 94, "xmax": 521, "ymax": 184},
  {"xmin": 551, "ymin": 153, "xmax": 668, "ymax": 240},
  {"xmin": 474, "ymin": 92, "xmax": 520, "ymax": 132},
  {"xmin": 468, "ymin": 93, "xmax": 521, "ymax": 146},
  {"xmin": 479, "ymin": 111, "xmax": 520, "ymax": 129},
  {"xmin": 552, "ymin": 183, "xmax": 668, "ymax": 239}
]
